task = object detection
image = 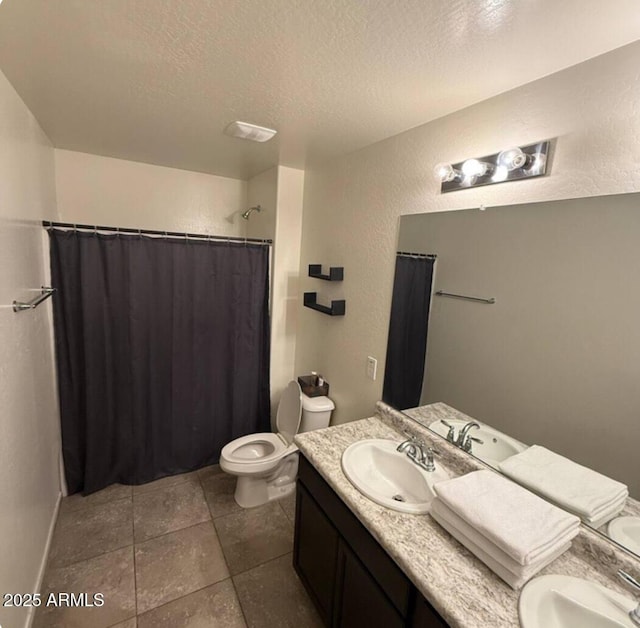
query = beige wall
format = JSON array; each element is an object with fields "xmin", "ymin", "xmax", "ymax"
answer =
[
  {"xmin": 0, "ymin": 70, "xmax": 61, "ymax": 628},
  {"xmin": 295, "ymin": 41, "xmax": 640, "ymax": 425},
  {"xmin": 270, "ymin": 167, "xmax": 304, "ymax": 417},
  {"xmin": 55, "ymin": 149, "xmax": 247, "ymax": 235},
  {"xmin": 247, "ymin": 167, "xmax": 304, "ymax": 422},
  {"xmin": 247, "ymin": 167, "xmax": 277, "ymax": 242}
]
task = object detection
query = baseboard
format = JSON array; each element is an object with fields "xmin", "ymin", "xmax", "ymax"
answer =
[{"xmin": 25, "ymin": 491, "xmax": 61, "ymax": 628}]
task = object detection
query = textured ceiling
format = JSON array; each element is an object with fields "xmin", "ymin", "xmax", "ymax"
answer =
[{"xmin": 1, "ymin": 0, "xmax": 640, "ymax": 180}]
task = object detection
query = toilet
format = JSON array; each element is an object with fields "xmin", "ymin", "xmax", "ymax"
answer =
[{"xmin": 220, "ymin": 380, "xmax": 335, "ymax": 508}]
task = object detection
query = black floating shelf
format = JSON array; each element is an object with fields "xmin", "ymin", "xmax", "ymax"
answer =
[
  {"xmin": 304, "ymin": 292, "xmax": 346, "ymax": 316},
  {"xmin": 308, "ymin": 264, "xmax": 344, "ymax": 281}
]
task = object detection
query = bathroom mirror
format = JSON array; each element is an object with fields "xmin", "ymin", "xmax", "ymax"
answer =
[{"xmin": 384, "ymin": 191, "xmax": 640, "ymax": 557}]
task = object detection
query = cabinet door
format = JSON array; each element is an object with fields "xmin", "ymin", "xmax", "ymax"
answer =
[
  {"xmin": 411, "ymin": 594, "xmax": 449, "ymax": 628},
  {"xmin": 335, "ymin": 540, "xmax": 404, "ymax": 628},
  {"xmin": 299, "ymin": 455, "xmax": 412, "ymax": 617},
  {"xmin": 294, "ymin": 484, "xmax": 339, "ymax": 626}
]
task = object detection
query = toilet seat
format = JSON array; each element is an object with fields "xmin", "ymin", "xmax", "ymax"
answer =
[
  {"xmin": 220, "ymin": 432, "xmax": 298, "ymax": 475},
  {"xmin": 220, "ymin": 381, "xmax": 303, "ymax": 477},
  {"xmin": 222, "ymin": 432, "xmax": 283, "ymax": 462},
  {"xmin": 220, "ymin": 433, "xmax": 298, "ymax": 475}
]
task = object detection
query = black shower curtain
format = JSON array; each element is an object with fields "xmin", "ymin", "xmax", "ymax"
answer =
[
  {"xmin": 49, "ymin": 229, "xmax": 271, "ymax": 495},
  {"xmin": 382, "ymin": 255, "xmax": 435, "ymax": 410}
]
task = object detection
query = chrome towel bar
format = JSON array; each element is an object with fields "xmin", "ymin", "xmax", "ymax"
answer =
[
  {"xmin": 435, "ymin": 290, "xmax": 495, "ymax": 305},
  {"xmin": 13, "ymin": 287, "xmax": 56, "ymax": 312}
]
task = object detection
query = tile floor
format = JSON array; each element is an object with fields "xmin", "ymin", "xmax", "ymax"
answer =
[{"xmin": 34, "ymin": 466, "xmax": 323, "ymax": 628}]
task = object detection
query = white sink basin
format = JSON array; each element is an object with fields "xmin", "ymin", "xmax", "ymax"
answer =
[
  {"xmin": 519, "ymin": 574, "xmax": 636, "ymax": 628},
  {"xmin": 428, "ymin": 418, "xmax": 527, "ymax": 468},
  {"xmin": 609, "ymin": 517, "xmax": 640, "ymax": 556},
  {"xmin": 341, "ymin": 439, "xmax": 449, "ymax": 514}
]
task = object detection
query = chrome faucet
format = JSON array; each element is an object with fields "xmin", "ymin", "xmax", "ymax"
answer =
[
  {"xmin": 456, "ymin": 421, "xmax": 484, "ymax": 453},
  {"xmin": 396, "ymin": 438, "xmax": 421, "ymax": 461},
  {"xmin": 396, "ymin": 438, "xmax": 437, "ymax": 472},
  {"xmin": 619, "ymin": 570, "xmax": 640, "ymax": 626},
  {"xmin": 440, "ymin": 419, "xmax": 456, "ymax": 443}
]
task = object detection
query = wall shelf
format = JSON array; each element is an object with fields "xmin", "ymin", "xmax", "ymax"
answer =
[
  {"xmin": 304, "ymin": 292, "xmax": 345, "ymax": 316},
  {"xmin": 308, "ymin": 264, "xmax": 344, "ymax": 282}
]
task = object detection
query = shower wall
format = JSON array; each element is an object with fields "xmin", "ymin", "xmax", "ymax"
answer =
[
  {"xmin": 246, "ymin": 167, "xmax": 277, "ymax": 241},
  {"xmin": 54, "ymin": 149, "xmax": 248, "ymax": 236}
]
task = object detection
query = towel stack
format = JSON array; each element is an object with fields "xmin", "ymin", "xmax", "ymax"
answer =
[
  {"xmin": 431, "ymin": 470, "xmax": 581, "ymax": 589},
  {"xmin": 499, "ymin": 445, "xmax": 628, "ymax": 528}
]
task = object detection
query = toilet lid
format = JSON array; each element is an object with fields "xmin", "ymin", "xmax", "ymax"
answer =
[{"xmin": 276, "ymin": 380, "xmax": 302, "ymax": 445}]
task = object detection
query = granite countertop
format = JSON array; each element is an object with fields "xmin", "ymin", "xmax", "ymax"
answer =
[{"xmin": 294, "ymin": 402, "xmax": 640, "ymax": 628}]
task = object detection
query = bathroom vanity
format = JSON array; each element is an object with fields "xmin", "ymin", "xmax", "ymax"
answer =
[
  {"xmin": 294, "ymin": 454, "xmax": 447, "ymax": 627},
  {"xmin": 293, "ymin": 405, "xmax": 640, "ymax": 628}
]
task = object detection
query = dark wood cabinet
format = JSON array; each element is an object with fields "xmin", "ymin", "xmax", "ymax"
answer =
[
  {"xmin": 294, "ymin": 455, "xmax": 449, "ymax": 628},
  {"xmin": 295, "ymin": 483, "xmax": 339, "ymax": 625},
  {"xmin": 335, "ymin": 539, "xmax": 405, "ymax": 628}
]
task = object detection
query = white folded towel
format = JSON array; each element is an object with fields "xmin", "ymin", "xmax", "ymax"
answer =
[
  {"xmin": 431, "ymin": 507, "xmax": 571, "ymax": 590},
  {"xmin": 499, "ymin": 445, "xmax": 628, "ymax": 522},
  {"xmin": 433, "ymin": 470, "xmax": 580, "ymax": 566},
  {"xmin": 430, "ymin": 499, "xmax": 578, "ymax": 572},
  {"xmin": 586, "ymin": 496, "xmax": 627, "ymax": 529},
  {"xmin": 583, "ymin": 492, "xmax": 628, "ymax": 521}
]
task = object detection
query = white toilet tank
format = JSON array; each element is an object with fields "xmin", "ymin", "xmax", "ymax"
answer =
[{"xmin": 299, "ymin": 393, "xmax": 335, "ymax": 432}]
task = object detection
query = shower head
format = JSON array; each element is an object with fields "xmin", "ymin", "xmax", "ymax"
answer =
[{"xmin": 241, "ymin": 205, "xmax": 262, "ymax": 220}]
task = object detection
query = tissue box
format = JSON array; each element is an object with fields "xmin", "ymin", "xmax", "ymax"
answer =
[{"xmin": 297, "ymin": 375, "xmax": 329, "ymax": 398}]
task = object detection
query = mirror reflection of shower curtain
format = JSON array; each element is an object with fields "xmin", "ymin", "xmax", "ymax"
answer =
[
  {"xmin": 383, "ymin": 254, "xmax": 435, "ymax": 410},
  {"xmin": 49, "ymin": 229, "xmax": 271, "ymax": 495}
]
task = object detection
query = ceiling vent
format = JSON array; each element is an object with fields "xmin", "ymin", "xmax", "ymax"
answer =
[{"xmin": 224, "ymin": 121, "xmax": 277, "ymax": 143}]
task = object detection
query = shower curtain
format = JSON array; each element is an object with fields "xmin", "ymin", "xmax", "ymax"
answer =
[
  {"xmin": 49, "ymin": 229, "xmax": 271, "ymax": 495},
  {"xmin": 382, "ymin": 255, "xmax": 435, "ymax": 410}
]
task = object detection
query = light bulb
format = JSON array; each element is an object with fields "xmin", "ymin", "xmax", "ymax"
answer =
[
  {"xmin": 461, "ymin": 159, "xmax": 490, "ymax": 178},
  {"xmin": 497, "ymin": 147, "xmax": 527, "ymax": 171},
  {"xmin": 492, "ymin": 165, "xmax": 509, "ymax": 182},
  {"xmin": 433, "ymin": 162, "xmax": 457, "ymax": 183},
  {"xmin": 527, "ymin": 152, "xmax": 547, "ymax": 173}
]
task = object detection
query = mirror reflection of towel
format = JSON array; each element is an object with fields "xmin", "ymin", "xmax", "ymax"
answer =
[{"xmin": 499, "ymin": 445, "xmax": 628, "ymax": 526}]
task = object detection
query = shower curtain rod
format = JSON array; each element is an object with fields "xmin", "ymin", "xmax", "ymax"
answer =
[
  {"xmin": 42, "ymin": 221, "xmax": 273, "ymax": 245},
  {"xmin": 397, "ymin": 251, "xmax": 437, "ymax": 259}
]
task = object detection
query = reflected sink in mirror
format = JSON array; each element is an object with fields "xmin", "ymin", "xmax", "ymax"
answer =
[
  {"xmin": 427, "ymin": 418, "xmax": 528, "ymax": 468},
  {"xmin": 341, "ymin": 439, "xmax": 449, "ymax": 514},
  {"xmin": 609, "ymin": 517, "xmax": 640, "ymax": 556},
  {"xmin": 519, "ymin": 574, "xmax": 637, "ymax": 628}
]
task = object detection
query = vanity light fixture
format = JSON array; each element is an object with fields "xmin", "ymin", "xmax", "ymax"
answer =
[
  {"xmin": 497, "ymin": 146, "xmax": 528, "ymax": 170},
  {"xmin": 435, "ymin": 140, "xmax": 551, "ymax": 193},
  {"xmin": 461, "ymin": 158, "xmax": 492, "ymax": 179},
  {"xmin": 433, "ymin": 162, "xmax": 460, "ymax": 183}
]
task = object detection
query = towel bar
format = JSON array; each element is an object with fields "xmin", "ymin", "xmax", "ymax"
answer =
[
  {"xmin": 435, "ymin": 290, "xmax": 495, "ymax": 305},
  {"xmin": 13, "ymin": 287, "xmax": 56, "ymax": 312}
]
